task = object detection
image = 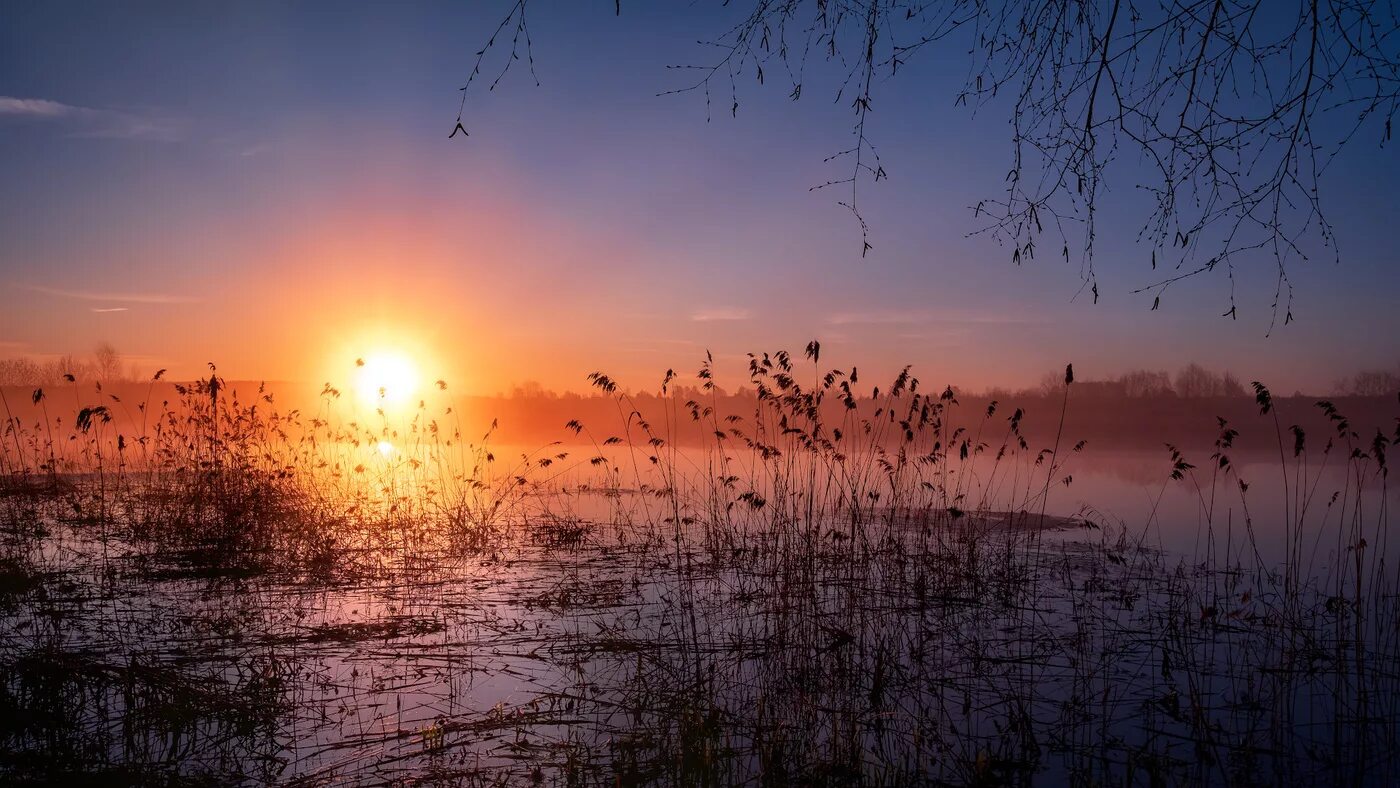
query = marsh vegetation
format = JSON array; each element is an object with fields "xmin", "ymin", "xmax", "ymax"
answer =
[{"xmin": 1, "ymin": 348, "xmax": 1397, "ymax": 785}]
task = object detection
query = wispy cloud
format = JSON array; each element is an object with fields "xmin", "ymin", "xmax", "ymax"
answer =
[
  {"xmin": 827, "ymin": 309, "xmax": 1037, "ymax": 326},
  {"xmin": 22, "ymin": 284, "xmax": 197, "ymax": 305},
  {"xmin": 0, "ymin": 97, "xmax": 84, "ymax": 118},
  {"xmin": 827, "ymin": 310, "xmax": 930, "ymax": 326},
  {"xmin": 691, "ymin": 307, "xmax": 751, "ymax": 322},
  {"xmin": 0, "ymin": 96, "xmax": 185, "ymax": 142},
  {"xmin": 90, "ymin": 307, "xmax": 130, "ymax": 313}
]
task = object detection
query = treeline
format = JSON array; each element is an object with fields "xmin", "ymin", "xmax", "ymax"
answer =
[
  {"xmin": 1010, "ymin": 363, "xmax": 1245, "ymax": 399},
  {"xmin": 1334, "ymin": 368, "xmax": 1400, "ymax": 397},
  {"xmin": 1, "ymin": 379, "xmax": 1395, "ymax": 456},
  {"xmin": 2, "ymin": 348, "xmax": 1395, "ymax": 400},
  {"xmin": 0, "ymin": 344, "xmax": 141, "ymax": 386},
  {"xmin": 992, "ymin": 362, "xmax": 1399, "ymax": 400},
  {"xmin": 501, "ymin": 361, "xmax": 1397, "ymax": 403}
]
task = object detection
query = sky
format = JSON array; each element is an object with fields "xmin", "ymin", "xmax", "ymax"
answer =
[{"xmin": 1, "ymin": 1, "xmax": 1397, "ymax": 396}]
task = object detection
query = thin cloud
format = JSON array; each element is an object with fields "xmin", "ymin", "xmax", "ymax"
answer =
[
  {"xmin": 0, "ymin": 96, "xmax": 184, "ymax": 142},
  {"xmin": 691, "ymin": 307, "xmax": 752, "ymax": 322},
  {"xmin": 827, "ymin": 309, "xmax": 1038, "ymax": 326},
  {"xmin": 69, "ymin": 115, "xmax": 185, "ymax": 142},
  {"xmin": 827, "ymin": 310, "xmax": 930, "ymax": 326},
  {"xmin": 22, "ymin": 284, "xmax": 197, "ymax": 305},
  {"xmin": 0, "ymin": 97, "xmax": 85, "ymax": 118},
  {"xmin": 90, "ymin": 307, "xmax": 130, "ymax": 313}
]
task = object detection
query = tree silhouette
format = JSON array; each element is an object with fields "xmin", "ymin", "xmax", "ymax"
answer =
[
  {"xmin": 456, "ymin": 1, "xmax": 1398, "ymax": 327},
  {"xmin": 1174, "ymin": 362, "xmax": 1246, "ymax": 397},
  {"xmin": 93, "ymin": 342, "xmax": 122, "ymax": 382}
]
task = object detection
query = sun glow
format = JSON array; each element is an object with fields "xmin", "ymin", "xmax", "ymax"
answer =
[{"xmin": 354, "ymin": 352, "xmax": 421, "ymax": 410}]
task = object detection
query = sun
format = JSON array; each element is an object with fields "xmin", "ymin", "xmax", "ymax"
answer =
[{"xmin": 354, "ymin": 352, "xmax": 421, "ymax": 410}]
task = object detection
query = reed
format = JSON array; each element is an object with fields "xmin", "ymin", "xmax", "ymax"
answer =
[{"xmin": 0, "ymin": 352, "xmax": 1394, "ymax": 785}]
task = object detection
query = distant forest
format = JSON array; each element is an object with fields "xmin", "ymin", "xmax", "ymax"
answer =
[
  {"xmin": 0, "ymin": 343, "xmax": 139, "ymax": 386},
  {"xmin": 3, "ymin": 349, "xmax": 1395, "ymax": 456},
  {"xmin": 499, "ymin": 363, "xmax": 1400, "ymax": 401},
  {"xmin": 1, "ymin": 346, "xmax": 1397, "ymax": 399}
]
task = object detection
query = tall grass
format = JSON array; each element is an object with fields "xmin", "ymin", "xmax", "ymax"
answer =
[{"xmin": 0, "ymin": 351, "xmax": 1395, "ymax": 785}]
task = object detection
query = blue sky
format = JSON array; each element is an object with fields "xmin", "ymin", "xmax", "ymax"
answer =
[{"xmin": 1, "ymin": 1, "xmax": 1396, "ymax": 393}]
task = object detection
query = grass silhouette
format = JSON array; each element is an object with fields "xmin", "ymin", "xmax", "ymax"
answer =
[{"xmin": 0, "ymin": 349, "xmax": 1396, "ymax": 785}]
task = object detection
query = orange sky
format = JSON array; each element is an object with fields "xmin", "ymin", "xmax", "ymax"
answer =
[{"xmin": 3, "ymin": 4, "xmax": 1397, "ymax": 396}]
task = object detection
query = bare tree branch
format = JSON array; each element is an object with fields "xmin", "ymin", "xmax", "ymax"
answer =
[{"xmin": 456, "ymin": 1, "xmax": 1399, "ymax": 326}]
